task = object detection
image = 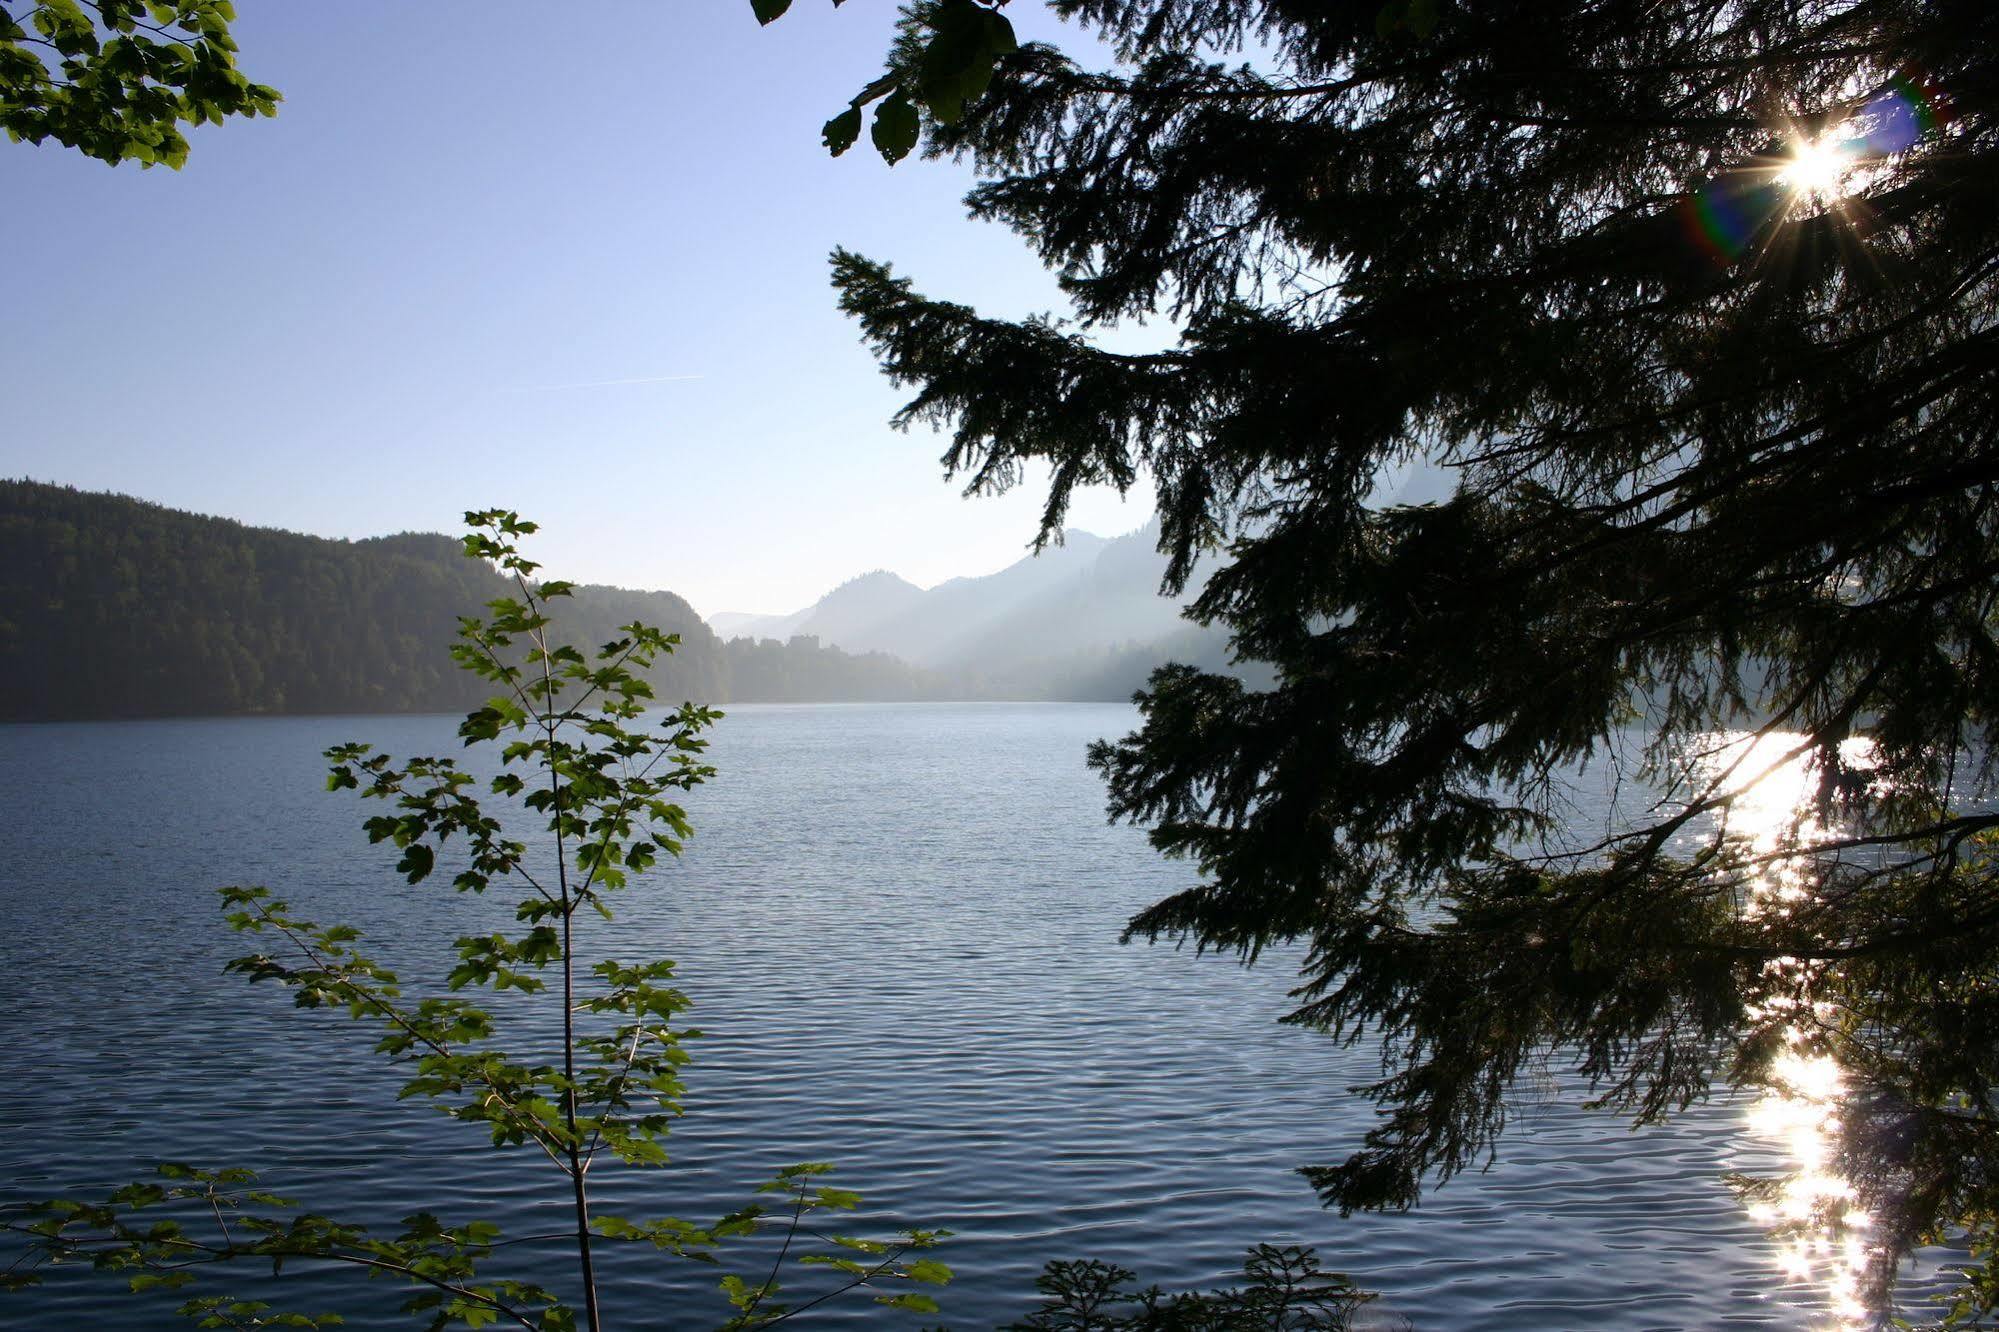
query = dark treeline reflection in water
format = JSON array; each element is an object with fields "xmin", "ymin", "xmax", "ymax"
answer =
[{"xmin": 0, "ymin": 704, "xmax": 1951, "ymax": 1328}]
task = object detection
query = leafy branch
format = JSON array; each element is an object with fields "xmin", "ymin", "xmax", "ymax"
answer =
[
  {"xmin": 0, "ymin": 511, "xmax": 951, "ymax": 1331},
  {"xmin": 0, "ymin": 0, "xmax": 278, "ymax": 166},
  {"xmin": 752, "ymin": 0, "xmax": 1018, "ymax": 164}
]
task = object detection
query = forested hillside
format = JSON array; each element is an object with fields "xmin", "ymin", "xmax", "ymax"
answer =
[{"xmin": 0, "ymin": 482, "xmax": 950, "ymax": 720}]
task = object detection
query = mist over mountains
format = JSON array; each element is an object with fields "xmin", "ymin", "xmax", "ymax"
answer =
[
  {"xmin": 1, "ymin": 481, "xmax": 1238, "ymax": 722},
  {"xmin": 708, "ymin": 521, "xmax": 1231, "ymax": 691}
]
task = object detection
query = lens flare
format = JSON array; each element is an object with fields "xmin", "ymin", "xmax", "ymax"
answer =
[
  {"xmin": 1677, "ymin": 68, "xmax": 1947, "ymax": 268},
  {"xmin": 1683, "ymin": 171, "xmax": 1783, "ymax": 262},
  {"xmin": 1856, "ymin": 70, "xmax": 1948, "ymax": 156},
  {"xmin": 1779, "ymin": 68, "xmax": 1948, "ymax": 205},
  {"xmin": 1781, "ymin": 136, "xmax": 1857, "ymax": 200}
]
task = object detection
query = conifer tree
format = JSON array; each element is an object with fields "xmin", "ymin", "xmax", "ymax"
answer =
[{"xmin": 803, "ymin": 0, "xmax": 1999, "ymax": 1313}]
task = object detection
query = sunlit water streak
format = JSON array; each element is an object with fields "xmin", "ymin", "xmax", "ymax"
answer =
[{"xmin": 1699, "ymin": 733, "xmax": 1882, "ymax": 1329}]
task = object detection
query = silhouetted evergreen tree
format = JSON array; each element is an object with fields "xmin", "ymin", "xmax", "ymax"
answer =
[{"xmin": 824, "ymin": 0, "xmax": 1999, "ymax": 1311}]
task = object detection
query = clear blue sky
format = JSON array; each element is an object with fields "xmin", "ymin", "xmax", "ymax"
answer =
[{"xmin": 0, "ymin": 2, "xmax": 1152, "ymax": 616}]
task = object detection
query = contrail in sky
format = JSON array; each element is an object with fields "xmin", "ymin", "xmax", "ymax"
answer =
[{"xmin": 521, "ymin": 373, "xmax": 705, "ymax": 391}]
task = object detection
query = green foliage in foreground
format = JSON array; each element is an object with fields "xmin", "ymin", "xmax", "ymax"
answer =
[
  {"xmin": 0, "ymin": 511, "xmax": 952, "ymax": 1330},
  {"xmin": 0, "ymin": 0, "xmax": 277, "ymax": 167}
]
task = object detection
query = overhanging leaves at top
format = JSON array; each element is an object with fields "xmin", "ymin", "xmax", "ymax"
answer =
[{"xmin": 0, "ymin": 0, "xmax": 279, "ymax": 167}]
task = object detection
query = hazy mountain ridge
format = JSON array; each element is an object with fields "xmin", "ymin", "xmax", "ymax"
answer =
[
  {"xmin": 784, "ymin": 569, "xmax": 928, "ymax": 651},
  {"xmin": 711, "ymin": 523, "xmax": 1218, "ymax": 678},
  {"xmin": 0, "ymin": 481, "xmax": 1240, "ymax": 721}
]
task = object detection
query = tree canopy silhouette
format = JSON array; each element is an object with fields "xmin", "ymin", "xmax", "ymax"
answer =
[{"xmin": 818, "ymin": 0, "xmax": 1999, "ymax": 1313}]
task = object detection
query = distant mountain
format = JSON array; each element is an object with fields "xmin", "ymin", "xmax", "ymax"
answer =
[
  {"xmin": 716, "ymin": 569, "xmax": 928, "ymax": 650},
  {"xmin": 0, "ymin": 481, "xmax": 953, "ymax": 721},
  {"xmin": 0, "ymin": 481, "xmax": 1254, "ymax": 722},
  {"xmin": 709, "ymin": 521, "xmax": 1225, "ymax": 683},
  {"xmin": 932, "ymin": 523, "xmax": 1201, "ymax": 675},
  {"xmin": 848, "ymin": 530, "xmax": 1115, "ymax": 667}
]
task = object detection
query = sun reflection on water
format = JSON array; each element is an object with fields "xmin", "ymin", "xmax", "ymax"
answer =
[{"xmin": 1702, "ymin": 732, "xmax": 1881, "ymax": 1329}]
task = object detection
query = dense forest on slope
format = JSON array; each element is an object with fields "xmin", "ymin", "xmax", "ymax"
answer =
[
  {"xmin": 0, "ymin": 482, "xmax": 1245, "ymax": 720},
  {"xmin": 0, "ymin": 482, "xmax": 957, "ymax": 721}
]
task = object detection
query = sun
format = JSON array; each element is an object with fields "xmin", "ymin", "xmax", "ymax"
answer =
[{"xmin": 1781, "ymin": 135, "xmax": 1857, "ymax": 201}]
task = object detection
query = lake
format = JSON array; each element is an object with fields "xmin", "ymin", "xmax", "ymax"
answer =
[{"xmin": 0, "ymin": 703, "xmax": 1932, "ymax": 1328}]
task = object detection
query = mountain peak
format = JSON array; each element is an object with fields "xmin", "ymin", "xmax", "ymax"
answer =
[
  {"xmin": 791, "ymin": 569, "xmax": 928, "ymax": 645},
  {"xmin": 828, "ymin": 569, "xmax": 922, "ymax": 595}
]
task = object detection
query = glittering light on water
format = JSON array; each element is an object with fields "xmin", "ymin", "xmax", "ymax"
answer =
[{"xmin": 1701, "ymin": 732, "xmax": 1882, "ymax": 1329}]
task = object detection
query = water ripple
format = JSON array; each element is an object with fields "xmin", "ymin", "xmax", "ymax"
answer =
[{"xmin": 0, "ymin": 704, "xmax": 1929, "ymax": 1329}]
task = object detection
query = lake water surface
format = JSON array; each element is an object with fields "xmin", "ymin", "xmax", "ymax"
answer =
[{"xmin": 0, "ymin": 704, "xmax": 1935, "ymax": 1328}]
